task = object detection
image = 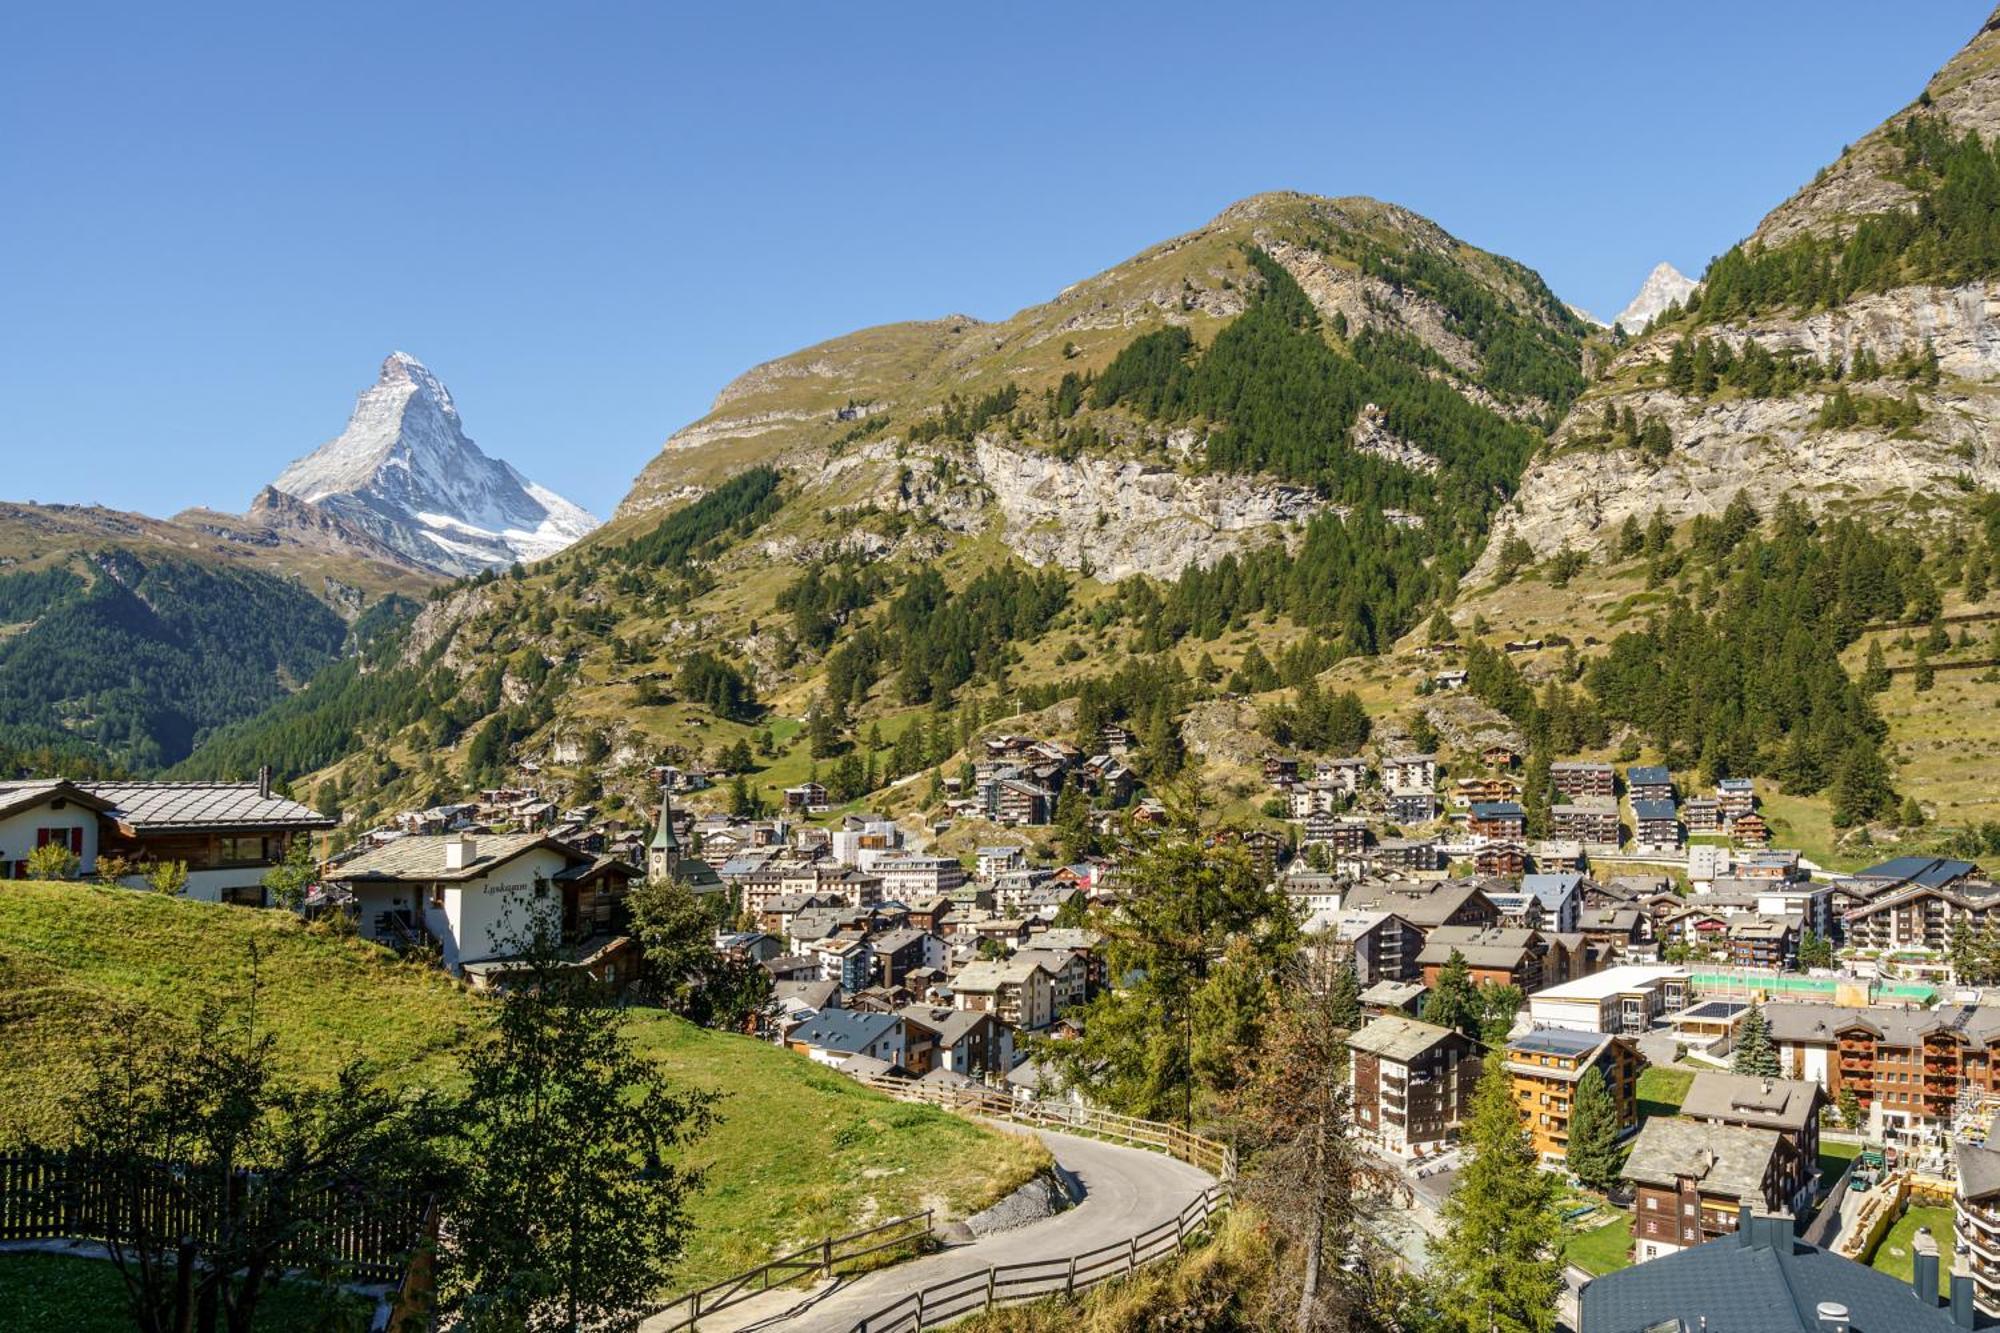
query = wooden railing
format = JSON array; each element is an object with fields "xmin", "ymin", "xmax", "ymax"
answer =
[
  {"xmin": 643, "ymin": 1210, "xmax": 934, "ymax": 1332},
  {"xmin": 845, "ymin": 1184, "xmax": 1231, "ymax": 1332},
  {"xmin": 0, "ymin": 1149, "xmax": 425, "ymax": 1285},
  {"xmin": 844, "ymin": 1074, "xmax": 1237, "ymax": 1181}
]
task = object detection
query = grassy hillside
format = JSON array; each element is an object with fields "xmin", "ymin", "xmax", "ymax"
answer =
[{"xmin": 0, "ymin": 882, "xmax": 1046, "ymax": 1289}]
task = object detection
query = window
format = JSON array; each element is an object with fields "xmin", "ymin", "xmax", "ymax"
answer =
[
  {"xmin": 221, "ymin": 884, "xmax": 267, "ymax": 909},
  {"xmin": 35, "ymin": 827, "xmax": 84, "ymax": 856},
  {"xmin": 217, "ymin": 835, "xmax": 270, "ymax": 867},
  {"xmin": 428, "ymin": 884, "xmax": 445, "ymax": 910}
]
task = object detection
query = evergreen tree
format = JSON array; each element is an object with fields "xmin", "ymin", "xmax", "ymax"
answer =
[
  {"xmin": 1830, "ymin": 741, "xmax": 1895, "ymax": 828},
  {"xmin": 1565, "ymin": 1066, "xmax": 1624, "ymax": 1193},
  {"xmin": 1426, "ymin": 950, "xmax": 1480, "ymax": 1043},
  {"xmin": 1839, "ymin": 1086, "xmax": 1864, "ymax": 1132},
  {"xmin": 1862, "ymin": 639, "xmax": 1890, "ymax": 693},
  {"xmin": 1434, "ymin": 1059, "xmax": 1564, "ymax": 1333},
  {"xmin": 1326, "ymin": 959, "xmax": 1363, "ymax": 1031},
  {"xmin": 1732, "ymin": 999, "xmax": 1780, "ymax": 1078}
]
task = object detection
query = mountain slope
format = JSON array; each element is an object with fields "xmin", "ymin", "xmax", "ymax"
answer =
[
  {"xmin": 273, "ymin": 352, "xmax": 598, "ymax": 575},
  {"xmin": 1478, "ymin": 4, "xmax": 2000, "ymax": 573},
  {"xmin": 189, "ymin": 192, "xmax": 1592, "ymax": 821}
]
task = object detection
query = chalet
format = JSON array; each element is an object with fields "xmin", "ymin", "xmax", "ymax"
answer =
[
  {"xmin": 0, "ymin": 777, "xmax": 335, "ymax": 906},
  {"xmin": 1370, "ymin": 837, "xmax": 1443, "ymax": 874},
  {"xmin": 786, "ymin": 1009, "xmax": 906, "ymax": 1069},
  {"xmin": 994, "ymin": 779, "xmax": 1053, "ymax": 827},
  {"xmin": 1631, "ymin": 799, "xmax": 1681, "ymax": 853},
  {"xmin": 1344, "ymin": 878, "xmax": 1500, "ymax": 933},
  {"xmin": 1623, "ymin": 1119, "xmax": 1792, "ymax": 1262},
  {"xmin": 1728, "ymin": 813, "xmax": 1771, "ymax": 846},
  {"xmin": 1013, "ymin": 947, "xmax": 1089, "ymax": 1014},
  {"xmin": 1474, "ymin": 842, "xmax": 1526, "ymax": 876},
  {"xmin": 1725, "ymin": 912, "xmax": 1802, "ymax": 969},
  {"xmin": 1311, "ymin": 817, "xmax": 1369, "ymax": 854},
  {"xmin": 951, "ymin": 956, "xmax": 1055, "ymax": 1031},
  {"xmin": 1529, "ymin": 839, "xmax": 1586, "ymax": 872},
  {"xmin": 1360, "ymin": 978, "xmax": 1427, "ymax": 1019},
  {"xmin": 1577, "ymin": 907, "xmax": 1651, "ymax": 959},
  {"xmin": 1289, "ymin": 781, "xmax": 1340, "ymax": 820},
  {"xmin": 1550, "ymin": 761, "xmax": 1615, "ymax": 800},
  {"xmin": 897, "ymin": 1005, "xmax": 1008, "ymax": 1077},
  {"xmin": 1626, "ymin": 765, "xmax": 1673, "ymax": 803},
  {"xmin": 1481, "ymin": 744, "xmax": 1519, "ymax": 770},
  {"xmin": 1682, "ymin": 797, "xmax": 1724, "ymax": 834},
  {"xmin": 870, "ymin": 927, "xmax": 945, "ymax": 987},
  {"xmin": 1507, "ymin": 1028, "xmax": 1642, "ymax": 1164},
  {"xmin": 1099, "ymin": 723, "xmax": 1136, "ymax": 755},
  {"xmin": 1454, "ymin": 776, "xmax": 1520, "ymax": 806},
  {"xmin": 1348, "ymin": 1016, "xmax": 1480, "ymax": 1157},
  {"xmin": 1467, "ymin": 801, "xmax": 1526, "ymax": 842},
  {"xmin": 1382, "ymin": 753, "xmax": 1437, "ymax": 792},
  {"xmin": 1844, "ymin": 877, "xmax": 2000, "ymax": 952},
  {"xmin": 783, "ymin": 782, "xmax": 830, "ymax": 814},
  {"xmin": 1715, "ymin": 777, "xmax": 1757, "ymax": 819},
  {"xmin": 1263, "ymin": 756, "xmax": 1301, "ymax": 785},
  {"xmin": 1958, "ymin": 1142, "xmax": 2000, "ymax": 1317},
  {"xmin": 1387, "ymin": 790, "xmax": 1441, "ymax": 824},
  {"xmin": 1281, "ymin": 870, "xmax": 1346, "ymax": 919},
  {"xmin": 328, "ymin": 832, "xmax": 627, "ymax": 980},
  {"xmin": 1432, "ymin": 668, "xmax": 1468, "ymax": 691},
  {"xmin": 1314, "ymin": 909, "xmax": 1422, "ymax": 985},
  {"xmin": 1679, "ymin": 1071, "xmax": 1826, "ymax": 1214},
  {"xmin": 1762, "ymin": 1001, "xmax": 2000, "ymax": 1139},
  {"xmin": 1418, "ymin": 925, "xmax": 1546, "ymax": 992},
  {"xmin": 1317, "ymin": 757, "xmax": 1370, "ymax": 795},
  {"xmin": 810, "ymin": 935, "xmax": 875, "ymax": 992},
  {"xmin": 1552, "ymin": 797, "xmax": 1621, "ymax": 847},
  {"xmin": 1849, "ymin": 854, "xmax": 1985, "ymax": 897}
]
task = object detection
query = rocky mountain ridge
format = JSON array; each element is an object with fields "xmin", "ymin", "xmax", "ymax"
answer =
[{"xmin": 1613, "ymin": 262, "xmax": 1697, "ymax": 333}]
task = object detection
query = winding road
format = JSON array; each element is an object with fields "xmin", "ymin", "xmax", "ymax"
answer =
[{"xmin": 646, "ymin": 1127, "xmax": 1217, "ymax": 1333}]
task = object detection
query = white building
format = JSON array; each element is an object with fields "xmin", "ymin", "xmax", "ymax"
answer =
[{"xmin": 1527, "ymin": 965, "xmax": 1693, "ymax": 1036}]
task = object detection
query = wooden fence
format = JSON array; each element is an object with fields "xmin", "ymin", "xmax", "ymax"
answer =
[
  {"xmin": 642, "ymin": 1210, "xmax": 935, "ymax": 1332},
  {"xmin": 843, "ymin": 1184, "xmax": 1231, "ymax": 1332},
  {"xmin": 844, "ymin": 1075, "xmax": 1237, "ymax": 1181},
  {"xmin": 0, "ymin": 1150, "xmax": 426, "ymax": 1285}
]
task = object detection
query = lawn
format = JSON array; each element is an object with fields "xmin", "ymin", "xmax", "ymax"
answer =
[
  {"xmin": 0, "ymin": 1252, "xmax": 370, "ymax": 1332},
  {"xmin": 1563, "ymin": 1213, "xmax": 1634, "ymax": 1276},
  {"xmin": 1636, "ymin": 1065, "xmax": 1693, "ymax": 1119},
  {"xmin": 0, "ymin": 881, "xmax": 1047, "ymax": 1292},
  {"xmin": 1818, "ymin": 1139, "xmax": 1863, "ymax": 1184},
  {"xmin": 1869, "ymin": 1204, "xmax": 1953, "ymax": 1298}
]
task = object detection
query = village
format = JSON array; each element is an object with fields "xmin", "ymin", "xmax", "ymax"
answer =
[{"xmin": 8, "ymin": 718, "xmax": 2000, "ymax": 1330}]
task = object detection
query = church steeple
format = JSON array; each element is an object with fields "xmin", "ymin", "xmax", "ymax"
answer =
[{"xmin": 647, "ymin": 786, "xmax": 680, "ymax": 881}]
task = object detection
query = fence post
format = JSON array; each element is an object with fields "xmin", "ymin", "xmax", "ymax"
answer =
[
  {"xmin": 915, "ymin": 1289, "xmax": 925, "ymax": 1328},
  {"xmin": 1129, "ymin": 1234, "xmax": 1138, "ymax": 1274},
  {"xmin": 986, "ymin": 1265, "xmax": 996, "ymax": 1308},
  {"xmin": 823, "ymin": 1234, "xmax": 834, "ymax": 1275},
  {"xmin": 1067, "ymin": 1254, "xmax": 1077, "ymax": 1294}
]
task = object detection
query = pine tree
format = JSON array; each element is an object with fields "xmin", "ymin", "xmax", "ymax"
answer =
[
  {"xmin": 1830, "ymin": 741, "xmax": 1895, "ymax": 828},
  {"xmin": 1565, "ymin": 1066, "xmax": 1623, "ymax": 1193},
  {"xmin": 1839, "ymin": 1086, "xmax": 1864, "ymax": 1132},
  {"xmin": 1862, "ymin": 639, "xmax": 1890, "ymax": 693},
  {"xmin": 1434, "ymin": 1059, "xmax": 1564, "ymax": 1333},
  {"xmin": 1732, "ymin": 999, "xmax": 1780, "ymax": 1078},
  {"xmin": 1426, "ymin": 949, "xmax": 1480, "ymax": 1043},
  {"xmin": 1326, "ymin": 959, "xmax": 1363, "ymax": 1031}
]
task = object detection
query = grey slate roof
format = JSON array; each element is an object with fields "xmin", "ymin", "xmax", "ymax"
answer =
[
  {"xmin": 786, "ymin": 1008, "xmax": 899, "ymax": 1054},
  {"xmin": 1622, "ymin": 1117, "xmax": 1780, "ymax": 1199},
  {"xmin": 0, "ymin": 779, "xmax": 117, "ymax": 821},
  {"xmin": 1578, "ymin": 1212, "xmax": 1962, "ymax": 1332},
  {"xmin": 84, "ymin": 781, "xmax": 334, "ymax": 831},
  {"xmin": 329, "ymin": 833, "xmax": 582, "ymax": 882},
  {"xmin": 1680, "ymin": 1072, "xmax": 1822, "ymax": 1133},
  {"xmin": 1959, "ymin": 1140, "xmax": 2000, "ymax": 1203},
  {"xmin": 1762, "ymin": 1000, "xmax": 2000, "ymax": 1047},
  {"xmin": 1347, "ymin": 1015, "xmax": 1460, "ymax": 1064}
]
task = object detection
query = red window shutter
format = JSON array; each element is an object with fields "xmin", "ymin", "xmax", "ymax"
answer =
[
  {"xmin": 35, "ymin": 828, "xmax": 50, "ymax": 848},
  {"xmin": 70, "ymin": 828, "xmax": 83, "ymax": 855}
]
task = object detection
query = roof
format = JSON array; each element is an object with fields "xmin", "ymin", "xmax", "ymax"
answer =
[
  {"xmin": 1852, "ymin": 855, "xmax": 1980, "ymax": 889},
  {"xmin": 1360, "ymin": 979, "xmax": 1427, "ymax": 1005},
  {"xmin": 1469, "ymin": 801, "xmax": 1525, "ymax": 819},
  {"xmin": 1626, "ymin": 765, "xmax": 1671, "ymax": 786},
  {"xmin": 1578, "ymin": 1212, "xmax": 1963, "ymax": 1333},
  {"xmin": 1508, "ymin": 1027, "xmax": 1611, "ymax": 1059},
  {"xmin": 0, "ymin": 779, "xmax": 119, "ymax": 822},
  {"xmin": 1521, "ymin": 872, "xmax": 1585, "ymax": 906},
  {"xmin": 1680, "ymin": 1072, "xmax": 1823, "ymax": 1132},
  {"xmin": 82, "ymin": 781, "xmax": 334, "ymax": 832},
  {"xmin": 329, "ymin": 833, "xmax": 586, "ymax": 883},
  {"xmin": 1761, "ymin": 1000, "xmax": 2000, "ymax": 1047},
  {"xmin": 1417, "ymin": 925, "xmax": 1539, "ymax": 972},
  {"xmin": 1959, "ymin": 1140, "xmax": 2000, "ymax": 1203},
  {"xmin": 1347, "ymin": 1015, "xmax": 1462, "ymax": 1064},
  {"xmin": 786, "ymin": 1008, "xmax": 899, "ymax": 1054},
  {"xmin": 1632, "ymin": 799, "xmax": 1677, "ymax": 821},
  {"xmin": 1530, "ymin": 964, "xmax": 1687, "ymax": 1003},
  {"xmin": 1621, "ymin": 1117, "xmax": 1781, "ymax": 1198}
]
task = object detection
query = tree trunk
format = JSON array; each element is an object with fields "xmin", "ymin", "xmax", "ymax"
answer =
[{"xmin": 1294, "ymin": 1112, "xmax": 1330, "ymax": 1333}]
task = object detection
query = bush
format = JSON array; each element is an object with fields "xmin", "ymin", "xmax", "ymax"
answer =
[{"xmin": 24, "ymin": 842, "xmax": 80, "ymax": 881}]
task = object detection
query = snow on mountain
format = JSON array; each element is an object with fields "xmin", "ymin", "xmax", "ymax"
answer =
[
  {"xmin": 1612, "ymin": 262, "xmax": 1698, "ymax": 333},
  {"xmin": 271, "ymin": 352, "xmax": 597, "ymax": 575}
]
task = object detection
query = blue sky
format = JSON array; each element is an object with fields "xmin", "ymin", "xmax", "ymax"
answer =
[{"xmin": 1, "ymin": 3, "xmax": 1983, "ymax": 518}]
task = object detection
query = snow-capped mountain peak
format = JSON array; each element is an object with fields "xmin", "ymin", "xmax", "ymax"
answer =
[
  {"xmin": 1613, "ymin": 262, "xmax": 1698, "ymax": 334},
  {"xmin": 270, "ymin": 353, "xmax": 597, "ymax": 575}
]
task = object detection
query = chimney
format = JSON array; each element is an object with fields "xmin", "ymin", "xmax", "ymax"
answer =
[
  {"xmin": 1815, "ymin": 1302, "xmax": 1850, "ymax": 1333},
  {"xmin": 1951, "ymin": 1264, "xmax": 1977, "ymax": 1328},
  {"xmin": 1913, "ymin": 1226, "xmax": 1940, "ymax": 1306},
  {"xmin": 444, "ymin": 834, "xmax": 475, "ymax": 872},
  {"xmin": 258, "ymin": 765, "xmax": 272, "ymax": 799},
  {"xmin": 1738, "ymin": 1202, "xmax": 1755, "ymax": 1247}
]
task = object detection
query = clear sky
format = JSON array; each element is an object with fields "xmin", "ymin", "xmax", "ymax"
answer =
[{"xmin": 1, "ymin": 3, "xmax": 1985, "ymax": 519}]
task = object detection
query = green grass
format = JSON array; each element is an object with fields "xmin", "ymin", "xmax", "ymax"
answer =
[
  {"xmin": 1563, "ymin": 1213, "xmax": 1634, "ymax": 1275},
  {"xmin": 1637, "ymin": 1066, "xmax": 1693, "ymax": 1119},
  {"xmin": 0, "ymin": 881, "xmax": 1047, "ymax": 1292},
  {"xmin": 1869, "ymin": 1204, "xmax": 1953, "ymax": 1297},
  {"xmin": 0, "ymin": 1252, "xmax": 369, "ymax": 1332},
  {"xmin": 1818, "ymin": 1139, "xmax": 1863, "ymax": 1183}
]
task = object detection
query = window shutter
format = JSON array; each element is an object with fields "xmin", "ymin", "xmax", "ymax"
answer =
[
  {"xmin": 70, "ymin": 828, "xmax": 83, "ymax": 855},
  {"xmin": 35, "ymin": 828, "xmax": 50, "ymax": 848}
]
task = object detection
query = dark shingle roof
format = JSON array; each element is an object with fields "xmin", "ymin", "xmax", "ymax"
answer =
[
  {"xmin": 85, "ymin": 781, "xmax": 335, "ymax": 831},
  {"xmin": 787, "ymin": 1008, "xmax": 898, "ymax": 1054},
  {"xmin": 1579, "ymin": 1213, "xmax": 1962, "ymax": 1332},
  {"xmin": 329, "ymin": 833, "xmax": 584, "ymax": 883},
  {"xmin": 1626, "ymin": 765, "xmax": 1671, "ymax": 786},
  {"xmin": 1959, "ymin": 1141, "xmax": 2000, "ymax": 1202}
]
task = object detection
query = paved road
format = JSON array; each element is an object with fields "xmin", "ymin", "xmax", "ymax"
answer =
[{"xmin": 648, "ymin": 1127, "xmax": 1216, "ymax": 1333}]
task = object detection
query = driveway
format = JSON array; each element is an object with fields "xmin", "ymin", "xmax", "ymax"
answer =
[{"xmin": 646, "ymin": 1127, "xmax": 1216, "ymax": 1333}]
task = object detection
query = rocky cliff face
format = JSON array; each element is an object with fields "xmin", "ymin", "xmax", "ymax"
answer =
[
  {"xmin": 1475, "ymin": 8, "xmax": 2000, "ymax": 576},
  {"xmin": 272, "ymin": 352, "xmax": 597, "ymax": 575}
]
